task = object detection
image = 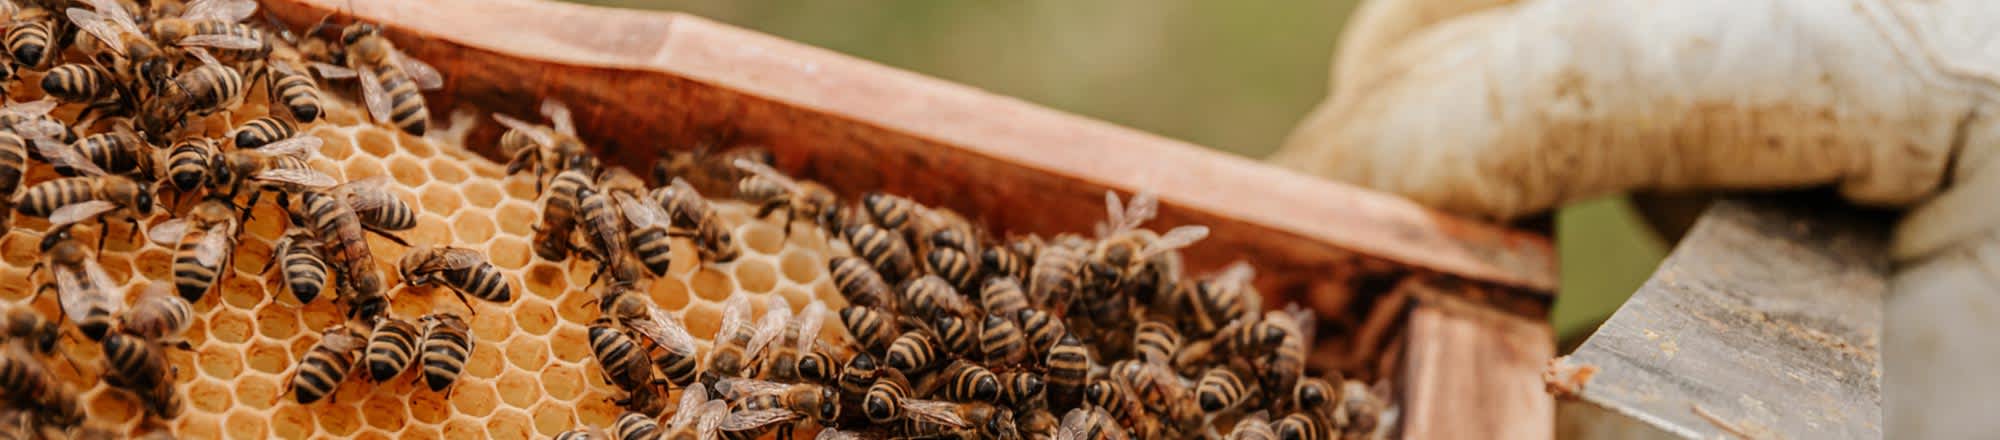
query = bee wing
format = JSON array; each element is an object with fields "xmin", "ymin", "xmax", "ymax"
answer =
[
  {"xmin": 147, "ymin": 218, "xmax": 190, "ymax": 246},
  {"xmin": 717, "ymin": 294, "xmax": 748, "ymax": 342},
  {"xmin": 1100, "ymin": 191, "xmax": 1124, "ymax": 238},
  {"xmin": 1057, "ymin": 409, "xmax": 1089, "ymax": 440},
  {"xmin": 65, "ymin": 9, "xmax": 127, "ymax": 54},
  {"xmin": 340, "ymin": 177, "xmax": 401, "ymax": 212},
  {"xmin": 255, "ymin": 135, "xmax": 323, "ymax": 158},
  {"xmin": 744, "ymin": 296, "xmax": 790, "ymax": 362},
  {"xmin": 1228, "ymin": 412, "xmax": 1274, "ymax": 440},
  {"xmin": 80, "ymin": 0, "xmax": 140, "ymax": 32},
  {"xmin": 539, "ymin": 100, "xmax": 574, "ymax": 137},
  {"xmin": 1124, "ymin": 189, "xmax": 1159, "ymax": 230},
  {"xmin": 1140, "ymin": 225, "xmax": 1209, "ymax": 259},
  {"xmin": 718, "ymin": 408, "xmax": 796, "ymax": 433},
  {"xmin": 254, "ymin": 168, "xmax": 339, "ymax": 190},
  {"xmin": 1279, "ymin": 303, "xmax": 1315, "ymax": 349},
  {"xmin": 181, "ymin": 0, "xmax": 256, "ymax": 22},
  {"xmin": 187, "ymin": 46, "xmax": 223, "ymax": 67},
  {"xmin": 670, "ymin": 177, "xmax": 702, "ymax": 198},
  {"xmin": 358, "ymin": 67, "xmax": 392, "ymax": 124},
  {"xmin": 53, "ymin": 268, "xmax": 95, "ymax": 323},
  {"xmin": 420, "ymin": 247, "xmax": 486, "ymax": 272},
  {"xmin": 693, "ymin": 399, "xmax": 728, "ymax": 440},
  {"xmin": 731, "ymin": 158, "xmax": 797, "ymax": 189},
  {"xmin": 178, "ymin": 34, "xmax": 264, "ymax": 50},
  {"xmin": 51, "ymin": 201, "xmax": 119, "ymax": 230},
  {"xmin": 795, "ymin": 301, "xmax": 826, "ymax": 353},
  {"xmin": 626, "ymin": 312, "xmax": 697, "ymax": 357},
  {"xmin": 393, "ymin": 50, "xmax": 444, "ymax": 91},
  {"xmin": 310, "ymin": 62, "xmax": 357, "ymax": 79},
  {"xmin": 899, "ymin": 399, "xmax": 970, "ymax": 429},
  {"xmin": 668, "ymin": 382, "xmax": 708, "ymax": 428},
  {"xmin": 814, "ymin": 429, "xmax": 857, "ymax": 440},
  {"xmin": 51, "ymin": 143, "xmax": 110, "ymax": 177},
  {"xmin": 713, "ymin": 377, "xmax": 785, "ymax": 400},
  {"xmin": 193, "ymin": 223, "xmax": 233, "ymax": 267},
  {"xmin": 491, "ymin": 113, "xmax": 556, "ymax": 149},
  {"xmin": 85, "ymin": 257, "xmax": 124, "ymax": 310},
  {"xmin": 613, "ymin": 191, "xmax": 668, "ymax": 228},
  {"xmin": 1, "ymin": 98, "xmax": 56, "ymax": 118},
  {"xmin": 1210, "ymin": 260, "xmax": 1255, "ymax": 290}
]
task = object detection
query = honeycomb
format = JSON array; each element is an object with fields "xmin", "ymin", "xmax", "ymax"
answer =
[{"xmin": 0, "ymin": 84, "xmax": 852, "ymax": 439}]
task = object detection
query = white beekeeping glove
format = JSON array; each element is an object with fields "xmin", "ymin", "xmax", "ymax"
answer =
[{"xmin": 1273, "ymin": 0, "xmax": 2000, "ymax": 437}]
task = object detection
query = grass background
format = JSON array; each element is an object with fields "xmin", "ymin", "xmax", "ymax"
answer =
[{"xmin": 564, "ymin": 0, "xmax": 1667, "ymax": 344}]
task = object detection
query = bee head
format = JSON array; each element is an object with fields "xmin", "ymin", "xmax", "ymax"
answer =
[{"xmin": 340, "ymin": 23, "xmax": 378, "ymax": 46}]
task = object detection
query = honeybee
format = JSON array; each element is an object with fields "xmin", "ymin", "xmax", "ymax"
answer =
[
  {"xmin": 827, "ymin": 257, "xmax": 894, "ymax": 311},
  {"xmin": 38, "ymin": 64, "xmax": 123, "ymax": 104},
  {"xmin": 119, "ymin": 281, "xmax": 194, "ymax": 344},
  {"xmin": 588, "ymin": 318, "xmax": 667, "ymax": 416},
  {"xmin": 0, "ymin": 132, "xmax": 31, "ymax": 213},
  {"xmin": 532, "ymin": 169, "xmax": 590, "ymax": 261},
  {"xmin": 932, "ymin": 314, "xmax": 977, "ymax": 358},
  {"xmin": 494, "ymin": 100, "xmax": 594, "ymax": 190},
  {"xmin": 981, "ymin": 244, "xmax": 1030, "ymax": 283},
  {"xmin": 67, "ymin": 0, "xmax": 175, "ymax": 90},
  {"xmin": 1043, "ymin": 334, "xmax": 1089, "ymax": 412},
  {"xmin": 714, "ymin": 378, "xmax": 840, "ymax": 439},
  {"xmin": 40, "ymin": 124, "xmax": 156, "ymax": 181},
  {"xmin": 208, "ymin": 135, "xmax": 337, "ymax": 206},
  {"xmin": 732, "ymin": 158, "xmax": 835, "ymax": 238},
  {"xmin": 653, "ymin": 177, "xmax": 737, "ymax": 264},
  {"xmin": 1178, "ymin": 261, "xmax": 1259, "ymax": 339},
  {"xmin": 264, "ymin": 230, "xmax": 329, "ymax": 304},
  {"xmin": 363, "ymin": 316, "xmax": 419, "ymax": 381},
  {"xmin": 1272, "ymin": 412, "xmax": 1326, "ymax": 440},
  {"xmin": 265, "ymin": 61, "xmax": 323, "ymax": 123},
  {"xmin": 551, "ymin": 428, "xmax": 608, "ymax": 440},
  {"xmin": 1133, "ymin": 321, "xmax": 1181, "ymax": 365},
  {"xmin": 859, "ymin": 371, "xmax": 965, "ymax": 428},
  {"xmin": 885, "ymin": 328, "xmax": 943, "ymax": 376},
  {"xmin": 1198, "ymin": 367, "xmax": 1256, "ymax": 414},
  {"xmin": 979, "ymin": 313, "xmax": 1026, "ymax": 367},
  {"xmin": 146, "ymin": 197, "xmax": 240, "ymax": 302},
  {"xmin": 320, "ymin": 23, "xmax": 442, "ymax": 135},
  {"xmin": 5, "ymin": 7, "xmax": 56, "ymax": 69},
  {"xmin": 612, "ymin": 191, "xmax": 673, "ymax": 276},
  {"xmin": 144, "ymin": 0, "xmax": 269, "ymax": 62},
  {"xmin": 1000, "ymin": 371, "xmax": 1045, "ymax": 409},
  {"xmin": 751, "ymin": 300, "xmax": 825, "ymax": 383},
  {"xmin": 1257, "ymin": 304, "xmax": 1313, "ymax": 396},
  {"xmin": 1026, "ymin": 238, "xmax": 1085, "ymax": 309},
  {"xmin": 662, "ymin": 382, "xmax": 726, "ymax": 440},
  {"xmin": 702, "ymin": 294, "xmax": 779, "ymax": 385},
  {"xmin": 397, "ymin": 245, "xmax": 515, "ymax": 306},
  {"xmin": 14, "ymin": 175, "xmax": 155, "ymax": 236},
  {"xmin": 615, "ymin": 300, "xmax": 700, "ymax": 387},
  {"xmin": 138, "ymin": 48, "xmax": 245, "ymax": 137},
  {"xmin": 1088, "ymin": 192, "xmax": 1206, "ymax": 298},
  {"xmin": 799, "ymin": 341, "xmax": 880, "ymax": 405},
  {"xmin": 979, "ymin": 277, "xmax": 1030, "ymax": 325},
  {"xmin": 842, "ymin": 223, "xmax": 914, "ymax": 283},
  {"xmin": 577, "ymin": 183, "xmax": 642, "ymax": 286},
  {"xmin": 418, "ymin": 313, "xmax": 471, "ymax": 392},
  {"xmin": 900, "ymin": 274, "xmax": 976, "ymax": 321},
  {"xmin": 286, "ymin": 179, "xmax": 405, "ymax": 320},
  {"xmin": 918, "ymin": 359, "xmax": 1001, "ymax": 403},
  {"xmin": 0, "ymin": 306, "xmax": 58, "ymax": 355},
  {"xmin": 229, "ymin": 116, "xmax": 297, "ymax": 149},
  {"xmin": 286, "ymin": 326, "xmax": 365, "ymax": 404},
  {"xmin": 859, "ymin": 192, "xmax": 917, "ymax": 235},
  {"xmin": 0, "ymin": 346, "xmax": 84, "ymax": 430},
  {"xmin": 35, "ymin": 228, "xmax": 124, "ymax": 341},
  {"xmin": 1016, "ymin": 308, "xmax": 1067, "ymax": 358},
  {"xmin": 1289, "ymin": 378, "xmax": 1335, "ymax": 418},
  {"xmin": 926, "ymin": 248, "xmax": 978, "ymax": 294},
  {"xmin": 99, "ymin": 331, "xmax": 180, "ymax": 417},
  {"xmin": 905, "ymin": 402, "xmax": 1016, "ymax": 440},
  {"xmin": 164, "ymin": 137, "xmax": 216, "ymax": 194}
]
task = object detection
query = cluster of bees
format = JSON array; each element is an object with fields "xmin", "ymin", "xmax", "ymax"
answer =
[
  {"xmin": 0, "ymin": 0, "xmax": 1396, "ymax": 439},
  {"xmin": 531, "ymin": 138, "xmax": 1396, "ymax": 437},
  {"xmin": 0, "ymin": 0, "xmax": 500, "ymax": 438}
]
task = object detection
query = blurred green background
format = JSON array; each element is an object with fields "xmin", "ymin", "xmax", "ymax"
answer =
[{"xmin": 567, "ymin": 0, "xmax": 1667, "ymax": 344}]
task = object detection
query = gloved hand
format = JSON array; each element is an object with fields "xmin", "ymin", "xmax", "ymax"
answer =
[{"xmin": 1272, "ymin": 0, "xmax": 2000, "ymax": 437}]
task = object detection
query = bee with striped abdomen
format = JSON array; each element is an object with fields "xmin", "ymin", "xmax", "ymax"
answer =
[
  {"xmin": 67, "ymin": 0, "xmax": 175, "ymax": 92},
  {"xmin": 609, "ymin": 411, "xmax": 661, "ymax": 440},
  {"xmin": 0, "ymin": 346, "xmax": 85, "ymax": 430},
  {"xmin": 398, "ymin": 245, "xmax": 514, "ymax": 306},
  {"xmin": 905, "ymin": 402, "xmax": 1016, "ymax": 440},
  {"xmin": 860, "ymin": 370, "xmax": 960, "ymax": 427},
  {"xmin": 653, "ymin": 177, "xmax": 737, "ymax": 264},
  {"xmin": 363, "ymin": 316, "xmax": 419, "ymax": 381},
  {"xmin": 1043, "ymin": 334, "xmax": 1089, "ymax": 412},
  {"xmin": 209, "ymin": 134, "xmax": 338, "ymax": 207},
  {"xmin": 38, "ymin": 64, "xmax": 121, "ymax": 104},
  {"xmin": 229, "ymin": 116, "xmax": 297, "ymax": 149},
  {"xmin": 577, "ymin": 181, "xmax": 642, "ymax": 286},
  {"xmin": 265, "ymin": 61, "xmax": 322, "ymax": 122},
  {"xmin": 285, "ymin": 179, "xmax": 404, "ymax": 320},
  {"xmin": 612, "ymin": 191, "xmax": 673, "ymax": 276},
  {"xmin": 320, "ymin": 23, "xmax": 442, "ymax": 135},
  {"xmin": 418, "ymin": 313, "xmax": 471, "ymax": 392},
  {"xmin": 614, "ymin": 300, "xmax": 700, "ymax": 387},
  {"xmin": 1229, "ymin": 412, "xmax": 1279, "ymax": 440},
  {"xmin": 829, "ymin": 256, "xmax": 895, "ymax": 311},
  {"xmin": 265, "ymin": 230, "xmax": 330, "ymax": 304},
  {"xmin": 164, "ymin": 137, "xmax": 217, "ymax": 195},
  {"xmin": 99, "ymin": 331, "xmax": 180, "ymax": 417},
  {"xmin": 918, "ymin": 359, "xmax": 1001, "ymax": 403},
  {"xmin": 842, "ymin": 223, "xmax": 914, "ymax": 284},
  {"xmin": 36, "ymin": 228, "xmax": 124, "ymax": 341},
  {"xmin": 1027, "ymin": 238, "xmax": 1086, "ymax": 309},
  {"xmin": 714, "ymin": 377, "xmax": 841, "ymax": 439},
  {"xmin": 837, "ymin": 305, "xmax": 902, "ymax": 354},
  {"xmin": 493, "ymin": 100, "xmax": 594, "ymax": 191},
  {"xmin": 588, "ymin": 317, "xmax": 667, "ymax": 415},
  {"xmin": 1198, "ymin": 367, "xmax": 1256, "ymax": 414},
  {"xmin": 1000, "ymin": 370, "xmax": 1045, "ymax": 409},
  {"xmin": 701, "ymin": 294, "xmax": 777, "ymax": 385},
  {"xmin": 146, "ymin": 197, "xmax": 240, "ymax": 302},
  {"xmin": 5, "ymin": 7, "xmax": 56, "ymax": 69},
  {"xmin": 751, "ymin": 300, "xmax": 825, "ymax": 383},
  {"xmin": 120, "ymin": 281, "xmax": 194, "ymax": 345},
  {"xmin": 732, "ymin": 158, "xmax": 836, "ymax": 238},
  {"xmin": 932, "ymin": 314, "xmax": 978, "ymax": 357},
  {"xmin": 286, "ymin": 326, "xmax": 365, "ymax": 404},
  {"xmin": 14, "ymin": 175, "xmax": 155, "ymax": 234},
  {"xmin": 39, "ymin": 124, "xmax": 156, "ymax": 182},
  {"xmin": 1273, "ymin": 412, "xmax": 1326, "ymax": 440},
  {"xmin": 885, "ymin": 327, "xmax": 943, "ymax": 376},
  {"xmin": 1257, "ymin": 304, "xmax": 1313, "ymax": 397},
  {"xmin": 532, "ymin": 169, "xmax": 590, "ymax": 261},
  {"xmin": 145, "ymin": 0, "xmax": 269, "ymax": 63},
  {"xmin": 1016, "ymin": 308, "xmax": 1067, "ymax": 359},
  {"xmin": 138, "ymin": 48, "xmax": 245, "ymax": 138},
  {"xmin": 981, "ymin": 245, "xmax": 1030, "ymax": 283},
  {"xmin": 925, "ymin": 246, "xmax": 978, "ymax": 293},
  {"xmin": 652, "ymin": 144, "xmax": 770, "ymax": 198},
  {"xmin": 0, "ymin": 306, "xmax": 58, "ymax": 355},
  {"xmin": 979, "ymin": 313, "xmax": 1026, "ymax": 367},
  {"xmin": 900, "ymin": 274, "xmax": 975, "ymax": 321}
]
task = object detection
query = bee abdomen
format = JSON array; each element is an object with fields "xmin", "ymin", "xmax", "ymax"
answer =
[
  {"xmin": 443, "ymin": 263, "xmax": 512, "ymax": 303},
  {"xmin": 365, "ymin": 318, "xmax": 419, "ymax": 381},
  {"xmin": 293, "ymin": 347, "xmax": 356, "ymax": 404},
  {"xmin": 0, "ymin": 133, "xmax": 25, "ymax": 196},
  {"xmin": 15, "ymin": 178, "xmax": 90, "ymax": 216},
  {"xmin": 270, "ymin": 69, "xmax": 321, "ymax": 122},
  {"xmin": 171, "ymin": 244, "xmax": 221, "ymax": 302},
  {"xmin": 40, "ymin": 64, "xmax": 110, "ymax": 102},
  {"xmin": 230, "ymin": 116, "xmax": 296, "ymax": 149},
  {"xmin": 283, "ymin": 251, "xmax": 329, "ymax": 304},
  {"xmin": 380, "ymin": 69, "xmax": 428, "ymax": 136},
  {"xmin": 420, "ymin": 323, "xmax": 471, "ymax": 391},
  {"xmin": 629, "ymin": 227, "xmax": 673, "ymax": 276}
]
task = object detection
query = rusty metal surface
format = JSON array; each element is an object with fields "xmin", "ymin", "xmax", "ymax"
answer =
[{"xmin": 1561, "ymin": 196, "xmax": 1888, "ymax": 438}]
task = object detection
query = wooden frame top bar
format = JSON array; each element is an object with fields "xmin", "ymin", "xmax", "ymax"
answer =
[{"xmin": 261, "ymin": 0, "xmax": 1557, "ymax": 299}]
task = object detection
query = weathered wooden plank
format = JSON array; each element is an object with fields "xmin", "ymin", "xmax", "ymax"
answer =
[
  {"xmin": 1403, "ymin": 286, "xmax": 1558, "ymax": 440},
  {"xmin": 1560, "ymin": 196, "xmax": 1889, "ymax": 438}
]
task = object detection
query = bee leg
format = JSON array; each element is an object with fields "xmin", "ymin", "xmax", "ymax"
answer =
[
  {"xmin": 361, "ymin": 225, "xmax": 411, "ymax": 247},
  {"xmin": 452, "ymin": 290, "xmax": 476, "ymax": 316}
]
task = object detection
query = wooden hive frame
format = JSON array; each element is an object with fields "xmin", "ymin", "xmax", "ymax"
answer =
[{"xmin": 260, "ymin": 0, "xmax": 1561, "ymax": 437}]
